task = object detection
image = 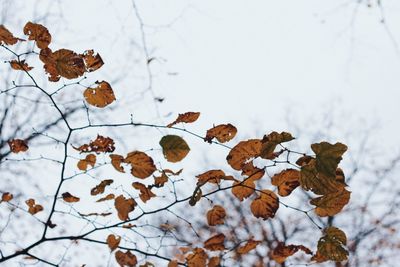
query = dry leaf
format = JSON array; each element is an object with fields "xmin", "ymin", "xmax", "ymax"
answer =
[
  {"xmin": 124, "ymin": 151, "xmax": 156, "ymax": 179},
  {"xmin": 77, "ymin": 154, "xmax": 96, "ymax": 171},
  {"xmin": 8, "ymin": 139, "xmax": 29, "ymax": 153},
  {"xmin": 114, "ymin": 195, "xmax": 136, "ymax": 221},
  {"xmin": 62, "ymin": 192, "xmax": 80, "ymax": 203},
  {"xmin": 205, "ymin": 123, "xmax": 237, "ymax": 143},
  {"xmin": 107, "ymin": 234, "xmax": 121, "ymax": 251},
  {"xmin": 23, "ymin": 22, "xmax": 51, "ymax": 49},
  {"xmin": 132, "ymin": 182, "xmax": 156, "ymax": 203},
  {"xmin": 206, "ymin": 205, "xmax": 226, "ymax": 226},
  {"xmin": 84, "ymin": 81, "xmax": 116, "ymax": 108},
  {"xmin": 167, "ymin": 112, "xmax": 200, "ymax": 127}
]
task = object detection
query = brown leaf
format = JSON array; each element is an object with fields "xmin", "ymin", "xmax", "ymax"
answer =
[
  {"xmin": 271, "ymin": 169, "xmax": 300, "ymax": 197},
  {"xmin": 168, "ymin": 260, "xmax": 178, "ymax": 267},
  {"xmin": 96, "ymin": 193, "xmax": 115, "ymax": 202},
  {"xmin": 1, "ymin": 192, "xmax": 13, "ymax": 202},
  {"xmin": 186, "ymin": 248, "xmax": 207, "ymax": 267},
  {"xmin": 25, "ymin": 199, "xmax": 43, "ymax": 215},
  {"xmin": 159, "ymin": 135, "xmax": 190, "ymax": 163},
  {"xmin": 260, "ymin": 131, "xmax": 294, "ymax": 160},
  {"xmin": 310, "ymin": 188, "xmax": 351, "ymax": 217},
  {"xmin": 167, "ymin": 112, "xmax": 200, "ymax": 127},
  {"xmin": 237, "ymin": 239, "xmax": 262, "ymax": 254},
  {"xmin": 23, "ymin": 22, "xmax": 51, "ymax": 49},
  {"xmin": 8, "ymin": 139, "xmax": 29, "ymax": 153},
  {"xmin": 250, "ymin": 190, "xmax": 279, "ymax": 220},
  {"xmin": 114, "ymin": 195, "xmax": 137, "ymax": 221},
  {"xmin": 110, "ymin": 154, "xmax": 125, "ymax": 173},
  {"xmin": 115, "ymin": 250, "xmax": 137, "ymax": 267},
  {"xmin": 206, "ymin": 205, "xmax": 226, "ymax": 226},
  {"xmin": 107, "ymin": 234, "xmax": 121, "ymax": 251},
  {"xmin": 132, "ymin": 182, "xmax": 156, "ymax": 203},
  {"xmin": 73, "ymin": 135, "xmax": 115, "ymax": 154},
  {"xmin": 84, "ymin": 81, "xmax": 116, "ymax": 108},
  {"xmin": 226, "ymin": 139, "xmax": 262, "ymax": 171},
  {"xmin": 196, "ymin": 170, "xmax": 235, "ymax": 185},
  {"xmin": 269, "ymin": 242, "xmax": 312, "ymax": 264},
  {"xmin": 77, "ymin": 154, "xmax": 96, "ymax": 171},
  {"xmin": 204, "ymin": 123, "xmax": 237, "ymax": 143},
  {"xmin": 0, "ymin": 25, "xmax": 24, "ymax": 45},
  {"xmin": 40, "ymin": 48, "xmax": 85, "ymax": 82},
  {"xmin": 208, "ymin": 257, "xmax": 221, "ymax": 267},
  {"xmin": 232, "ymin": 179, "xmax": 255, "ymax": 201},
  {"xmin": 124, "ymin": 151, "xmax": 156, "ymax": 179},
  {"xmin": 154, "ymin": 172, "xmax": 168, "ymax": 187},
  {"xmin": 313, "ymin": 227, "xmax": 348, "ymax": 262},
  {"xmin": 204, "ymin": 233, "xmax": 225, "ymax": 251},
  {"xmin": 91, "ymin": 179, "xmax": 113, "ymax": 196},
  {"xmin": 9, "ymin": 60, "xmax": 33, "ymax": 71},
  {"xmin": 62, "ymin": 192, "xmax": 80, "ymax": 203},
  {"xmin": 82, "ymin": 49, "xmax": 104, "ymax": 72},
  {"xmin": 311, "ymin": 142, "xmax": 348, "ymax": 179},
  {"xmin": 241, "ymin": 161, "xmax": 265, "ymax": 180}
]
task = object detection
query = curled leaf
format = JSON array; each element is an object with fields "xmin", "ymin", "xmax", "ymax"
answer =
[
  {"xmin": 77, "ymin": 154, "xmax": 96, "ymax": 171},
  {"xmin": 186, "ymin": 248, "xmax": 207, "ymax": 267},
  {"xmin": 25, "ymin": 199, "xmax": 43, "ymax": 215},
  {"xmin": 204, "ymin": 233, "xmax": 225, "ymax": 251},
  {"xmin": 73, "ymin": 135, "xmax": 115, "ymax": 154},
  {"xmin": 8, "ymin": 139, "xmax": 29, "ymax": 153},
  {"xmin": 96, "ymin": 193, "xmax": 115, "ymax": 202},
  {"xmin": 313, "ymin": 227, "xmax": 348, "ymax": 262},
  {"xmin": 23, "ymin": 22, "xmax": 51, "ymax": 49},
  {"xmin": 0, "ymin": 25, "xmax": 24, "ymax": 45},
  {"xmin": 196, "ymin": 170, "xmax": 235, "ymax": 185},
  {"xmin": 206, "ymin": 205, "xmax": 226, "ymax": 226},
  {"xmin": 1, "ymin": 192, "xmax": 13, "ymax": 202},
  {"xmin": 115, "ymin": 250, "xmax": 137, "ymax": 267},
  {"xmin": 114, "ymin": 195, "xmax": 137, "ymax": 221},
  {"xmin": 110, "ymin": 154, "xmax": 125, "ymax": 173},
  {"xmin": 132, "ymin": 182, "xmax": 156, "ymax": 203},
  {"xmin": 226, "ymin": 139, "xmax": 262, "ymax": 171},
  {"xmin": 62, "ymin": 192, "xmax": 80, "ymax": 203},
  {"xmin": 271, "ymin": 169, "xmax": 300, "ymax": 197},
  {"xmin": 250, "ymin": 190, "xmax": 279, "ymax": 220},
  {"xmin": 232, "ymin": 179, "xmax": 255, "ymax": 201},
  {"xmin": 167, "ymin": 112, "xmax": 200, "ymax": 127},
  {"xmin": 237, "ymin": 239, "xmax": 262, "ymax": 254},
  {"xmin": 260, "ymin": 131, "xmax": 294, "ymax": 160},
  {"xmin": 310, "ymin": 188, "xmax": 351, "ymax": 217},
  {"xmin": 269, "ymin": 242, "xmax": 312, "ymax": 264},
  {"xmin": 84, "ymin": 81, "xmax": 116, "ymax": 108},
  {"xmin": 107, "ymin": 234, "xmax": 121, "ymax": 251},
  {"xmin": 9, "ymin": 60, "xmax": 33, "ymax": 71},
  {"xmin": 82, "ymin": 49, "xmax": 104, "ymax": 72},
  {"xmin": 91, "ymin": 179, "xmax": 113, "ymax": 196},
  {"xmin": 311, "ymin": 142, "xmax": 348, "ymax": 179},
  {"xmin": 204, "ymin": 123, "xmax": 237, "ymax": 143}
]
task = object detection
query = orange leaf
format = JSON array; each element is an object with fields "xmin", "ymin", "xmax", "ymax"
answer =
[
  {"xmin": 186, "ymin": 248, "xmax": 207, "ymax": 267},
  {"xmin": 260, "ymin": 131, "xmax": 294, "ymax": 160},
  {"xmin": 96, "ymin": 193, "xmax": 115, "ymax": 202},
  {"xmin": 115, "ymin": 250, "xmax": 137, "ymax": 267},
  {"xmin": 196, "ymin": 170, "xmax": 235, "ymax": 185},
  {"xmin": 9, "ymin": 60, "xmax": 33, "ymax": 71},
  {"xmin": 204, "ymin": 233, "xmax": 225, "ymax": 251},
  {"xmin": 82, "ymin": 49, "xmax": 104, "ymax": 72},
  {"xmin": 23, "ymin": 22, "xmax": 51, "ymax": 49},
  {"xmin": 110, "ymin": 154, "xmax": 125, "ymax": 172},
  {"xmin": 206, "ymin": 205, "xmax": 226, "ymax": 226},
  {"xmin": 1, "ymin": 192, "xmax": 13, "ymax": 202},
  {"xmin": 77, "ymin": 154, "xmax": 96, "ymax": 171},
  {"xmin": 84, "ymin": 81, "xmax": 116, "ymax": 108},
  {"xmin": 226, "ymin": 139, "xmax": 262, "ymax": 171},
  {"xmin": 205, "ymin": 123, "xmax": 237, "ymax": 143},
  {"xmin": 8, "ymin": 139, "xmax": 29, "ymax": 153},
  {"xmin": 114, "ymin": 195, "xmax": 137, "ymax": 221},
  {"xmin": 107, "ymin": 234, "xmax": 121, "ymax": 251},
  {"xmin": 25, "ymin": 199, "xmax": 43, "ymax": 215},
  {"xmin": 91, "ymin": 179, "xmax": 113, "ymax": 196},
  {"xmin": 168, "ymin": 260, "xmax": 178, "ymax": 267},
  {"xmin": 237, "ymin": 239, "xmax": 262, "ymax": 254},
  {"xmin": 232, "ymin": 179, "xmax": 255, "ymax": 201},
  {"xmin": 0, "ymin": 25, "xmax": 24, "ymax": 45},
  {"xmin": 271, "ymin": 169, "xmax": 300, "ymax": 197},
  {"xmin": 167, "ymin": 112, "xmax": 200, "ymax": 128},
  {"xmin": 62, "ymin": 192, "xmax": 80, "ymax": 203},
  {"xmin": 208, "ymin": 257, "xmax": 221, "ymax": 267},
  {"xmin": 250, "ymin": 190, "xmax": 279, "ymax": 220},
  {"xmin": 124, "ymin": 151, "xmax": 156, "ymax": 179},
  {"xmin": 74, "ymin": 135, "xmax": 115, "ymax": 154},
  {"xmin": 132, "ymin": 182, "xmax": 156, "ymax": 203},
  {"xmin": 154, "ymin": 172, "xmax": 168, "ymax": 187},
  {"xmin": 269, "ymin": 242, "xmax": 312, "ymax": 264}
]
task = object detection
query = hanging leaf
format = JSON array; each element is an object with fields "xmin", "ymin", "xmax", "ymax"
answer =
[
  {"xmin": 206, "ymin": 205, "xmax": 226, "ymax": 226},
  {"xmin": 110, "ymin": 154, "xmax": 125, "ymax": 173},
  {"xmin": 271, "ymin": 169, "xmax": 300, "ymax": 197},
  {"xmin": 196, "ymin": 170, "xmax": 235, "ymax": 185},
  {"xmin": 241, "ymin": 161, "xmax": 265, "ymax": 180},
  {"xmin": 82, "ymin": 49, "xmax": 104, "ymax": 72},
  {"xmin": 232, "ymin": 179, "xmax": 255, "ymax": 201},
  {"xmin": 168, "ymin": 260, "xmax": 178, "ymax": 267},
  {"xmin": 114, "ymin": 195, "xmax": 137, "ymax": 221},
  {"xmin": 313, "ymin": 227, "xmax": 348, "ymax": 262},
  {"xmin": 186, "ymin": 248, "xmax": 207, "ymax": 267},
  {"xmin": 1, "ymin": 192, "xmax": 13, "ymax": 202},
  {"xmin": 311, "ymin": 142, "xmax": 347, "ymax": 179},
  {"xmin": 269, "ymin": 242, "xmax": 312, "ymax": 264},
  {"xmin": 25, "ymin": 199, "xmax": 43, "ymax": 215},
  {"xmin": 84, "ymin": 81, "xmax": 116, "ymax": 108},
  {"xmin": 62, "ymin": 192, "xmax": 80, "ymax": 203},
  {"xmin": 115, "ymin": 250, "xmax": 137, "ymax": 267},
  {"xmin": 132, "ymin": 182, "xmax": 156, "ymax": 203},
  {"xmin": 250, "ymin": 190, "xmax": 279, "ymax": 220},
  {"xmin": 0, "ymin": 25, "xmax": 24, "ymax": 45},
  {"xmin": 208, "ymin": 257, "xmax": 220, "ymax": 267},
  {"xmin": 23, "ymin": 22, "xmax": 51, "ymax": 49},
  {"xmin": 310, "ymin": 188, "xmax": 351, "ymax": 217},
  {"xmin": 96, "ymin": 193, "xmax": 115, "ymax": 202},
  {"xmin": 204, "ymin": 123, "xmax": 237, "ymax": 143},
  {"xmin": 160, "ymin": 135, "xmax": 190, "ymax": 163},
  {"xmin": 73, "ymin": 135, "xmax": 115, "ymax": 154},
  {"xmin": 204, "ymin": 233, "xmax": 225, "ymax": 251},
  {"xmin": 91, "ymin": 179, "xmax": 113, "ymax": 196},
  {"xmin": 167, "ymin": 112, "xmax": 200, "ymax": 128},
  {"xmin": 8, "ymin": 139, "xmax": 29, "ymax": 153},
  {"xmin": 77, "ymin": 154, "xmax": 96, "ymax": 171},
  {"xmin": 237, "ymin": 239, "xmax": 262, "ymax": 254},
  {"xmin": 107, "ymin": 234, "xmax": 121, "ymax": 251},
  {"xmin": 260, "ymin": 131, "xmax": 294, "ymax": 160},
  {"xmin": 124, "ymin": 151, "xmax": 156, "ymax": 179},
  {"xmin": 9, "ymin": 60, "xmax": 33, "ymax": 71},
  {"xmin": 153, "ymin": 172, "xmax": 168, "ymax": 187},
  {"xmin": 226, "ymin": 139, "xmax": 262, "ymax": 171}
]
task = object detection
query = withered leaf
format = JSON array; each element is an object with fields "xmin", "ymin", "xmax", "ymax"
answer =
[
  {"xmin": 110, "ymin": 154, "xmax": 125, "ymax": 173},
  {"xmin": 132, "ymin": 182, "xmax": 156, "ymax": 203},
  {"xmin": 84, "ymin": 81, "xmax": 116, "ymax": 108},
  {"xmin": 311, "ymin": 142, "xmax": 347, "ymax": 179},
  {"xmin": 124, "ymin": 151, "xmax": 156, "ymax": 179},
  {"xmin": 74, "ymin": 135, "xmax": 115, "ymax": 154},
  {"xmin": 77, "ymin": 154, "xmax": 96, "ymax": 171},
  {"xmin": 159, "ymin": 135, "xmax": 190, "ymax": 163},
  {"xmin": 167, "ymin": 112, "xmax": 200, "ymax": 128},
  {"xmin": 25, "ymin": 199, "xmax": 43, "ymax": 215},
  {"xmin": 269, "ymin": 242, "xmax": 312, "ymax": 264},
  {"xmin": 206, "ymin": 205, "xmax": 226, "ymax": 226},
  {"xmin": 153, "ymin": 172, "xmax": 168, "ymax": 187},
  {"xmin": 0, "ymin": 25, "xmax": 24, "ymax": 45},
  {"xmin": 115, "ymin": 250, "xmax": 137, "ymax": 267},
  {"xmin": 186, "ymin": 248, "xmax": 207, "ymax": 267},
  {"xmin": 91, "ymin": 179, "xmax": 113, "ymax": 196},
  {"xmin": 313, "ymin": 227, "xmax": 348, "ymax": 262},
  {"xmin": 204, "ymin": 233, "xmax": 225, "ymax": 251},
  {"xmin": 107, "ymin": 234, "xmax": 121, "ymax": 251},
  {"xmin": 310, "ymin": 188, "xmax": 351, "ymax": 217},
  {"xmin": 204, "ymin": 123, "xmax": 237, "ymax": 143},
  {"xmin": 250, "ymin": 190, "xmax": 279, "ymax": 220},
  {"xmin": 1, "ymin": 192, "xmax": 13, "ymax": 202},
  {"xmin": 260, "ymin": 131, "xmax": 294, "ymax": 160},
  {"xmin": 196, "ymin": 170, "xmax": 235, "ymax": 185},
  {"xmin": 232, "ymin": 179, "xmax": 255, "ymax": 201},
  {"xmin": 96, "ymin": 193, "xmax": 115, "ymax": 202},
  {"xmin": 226, "ymin": 139, "xmax": 262, "ymax": 171},
  {"xmin": 82, "ymin": 49, "xmax": 104, "ymax": 72},
  {"xmin": 237, "ymin": 239, "xmax": 262, "ymax": 254},
  {"xmin": 79, "ymin": 212, "xmax": 112, "ymax": 217},
  {"xmin": 114, "ymin": 195, "xmax": 137, "ymax": 221},
  {"xmin": 9, "ymin": 60, "xmax": 33, "ymax": 71},
  {"xmin": 62, "ymin": 192, "xmax": 80, "ymax": 203},
  {"xmin": 8, "ymin": 139, "xmax": 29, "ymax": 153},
  {"xmin": 271, "ymin": 169, "xmax": 300, "ymax": 197},
  {"xmin": 23, "ymin": 22, "xmax": 51, "ymax": 49}
]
